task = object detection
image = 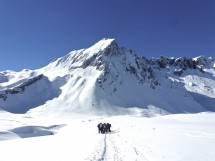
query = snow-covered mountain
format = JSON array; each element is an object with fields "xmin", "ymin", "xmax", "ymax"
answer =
[{"xmin": 0, "ymin": 38, "xmax": 215, "ymax": 116}]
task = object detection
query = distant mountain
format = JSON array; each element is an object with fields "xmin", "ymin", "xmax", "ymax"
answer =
[{"xmin": 0, "ymin": 38, "xmax": 215, "ymax": 116}]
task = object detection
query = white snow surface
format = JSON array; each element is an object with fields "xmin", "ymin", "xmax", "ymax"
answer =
[{"xmin": 0, "ymin": 112, "xmax": 215, "ymax": 161}]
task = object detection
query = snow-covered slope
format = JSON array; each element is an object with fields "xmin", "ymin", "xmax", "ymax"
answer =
[
  {"xmin": 0, "ymin": 112, "xmax": 215, "ymax": 161},
  {"xmin": 0, "ymin": 38, "xmax": 214, "ymax": 116}
]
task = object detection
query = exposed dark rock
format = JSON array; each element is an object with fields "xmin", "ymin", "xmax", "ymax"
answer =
[
  {"xmin": 0, "ymin": 94, "xmax": 7, "ymax": 101},
  {"xmin": 174, "ymin": 69, "xmax": 183, "ymax": 76},
  {"xmin": 0, "ymin": 74, "xmax": 43, "ymax": 101}
]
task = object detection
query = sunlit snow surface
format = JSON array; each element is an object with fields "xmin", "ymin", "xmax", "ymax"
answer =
[{"xmin": 0, "ymin": 111, "xmax": 215, "ymax": 161}]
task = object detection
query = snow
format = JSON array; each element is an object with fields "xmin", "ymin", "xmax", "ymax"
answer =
[
  {"xmin": 0, "ymin": 112, "xmax": 215, "ymax": 161},
  {"xmin": 84, "ymin": 38, "xmax": 115, "ymax": 56}
]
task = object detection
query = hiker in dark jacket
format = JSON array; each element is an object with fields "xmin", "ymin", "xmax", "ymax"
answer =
[
  {"xmin": 101, "ymin": 123, "xmax": 107, "ymax": 134},
  {"xmin": 106, "ymin": 123, "xmax": 111, "ymax": 132},
  {"xmin": 97, "ymin": 123, "xmax": 103, "ymax": 133}
]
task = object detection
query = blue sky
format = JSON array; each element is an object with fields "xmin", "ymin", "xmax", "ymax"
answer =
[{"xmin": 0, "ymin": 0, "xmax": 215, "ymax": 71}]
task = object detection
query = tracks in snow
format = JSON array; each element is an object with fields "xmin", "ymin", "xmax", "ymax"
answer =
[{"xmin": 86, "ymin": 133, "xmax": 149, "ymax": 161}]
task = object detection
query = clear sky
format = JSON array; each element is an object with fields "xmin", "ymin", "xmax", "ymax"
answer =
[{"xmin": 0, "ymin": 0, "xmax": 215, "ymax": 71}]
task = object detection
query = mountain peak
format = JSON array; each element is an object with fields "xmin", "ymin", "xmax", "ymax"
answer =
[{"xmin": 84, "ymin": 38, "xmax": 116, "ymax": 54}]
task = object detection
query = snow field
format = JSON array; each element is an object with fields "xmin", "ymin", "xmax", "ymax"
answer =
[{"xmin": 0, "ymin": 112, "xmax": 215, "ymax": 161}]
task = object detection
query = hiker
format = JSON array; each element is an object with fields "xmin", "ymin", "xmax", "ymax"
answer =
[
  {"xmin": 106, "ymin": 123, "xmax": 111, "ymax": 132},
  {"xmin": 101, "ymin": 123, "xmax": 107, "ymax": 134},
  {"xmin": 97, "ymin": 123, "xmax": 103, "ymax": 133}
]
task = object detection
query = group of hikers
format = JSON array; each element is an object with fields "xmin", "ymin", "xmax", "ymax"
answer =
[{"xmin": 97, "ymin": 123, "xmax": 111, "ymax": 134}]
